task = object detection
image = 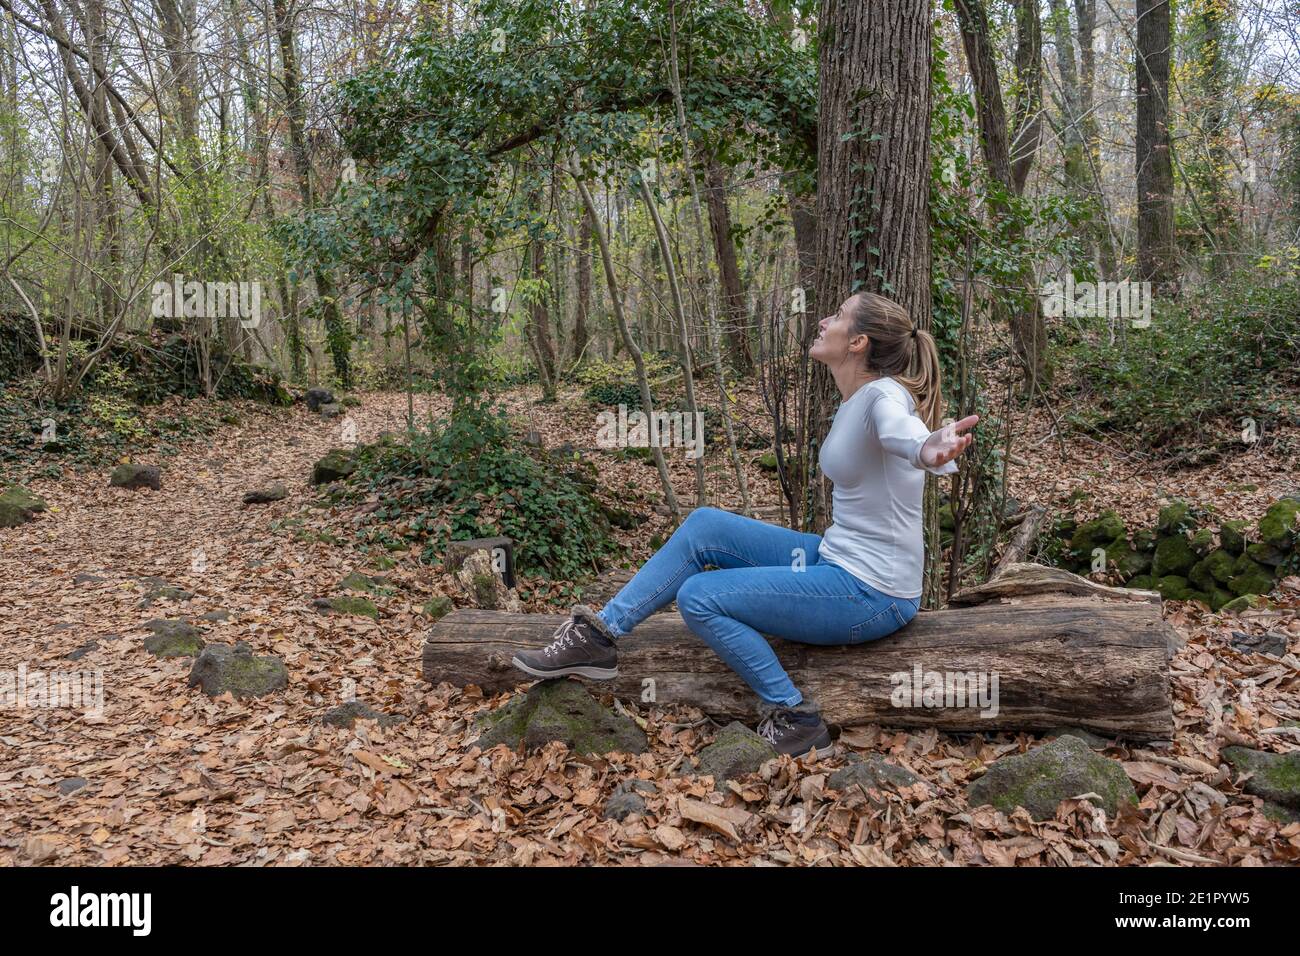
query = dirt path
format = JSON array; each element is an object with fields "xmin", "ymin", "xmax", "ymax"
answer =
[{"xmin": 0, "ymin": 391, "xmax": 472, "ymax": 865}]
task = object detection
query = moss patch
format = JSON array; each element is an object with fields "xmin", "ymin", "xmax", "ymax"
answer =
[{"xmin": 475, "ymin": 679, "xmax": 646, "ymax": 755}]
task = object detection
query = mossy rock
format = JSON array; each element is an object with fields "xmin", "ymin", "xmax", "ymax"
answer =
[
  {"xmin": 1186, "ymin": 591, "xmax": 1211, "ymax": 608},
  {"xmin": 1105, "ymin": 538, "xmax": 1151, "ymax": 582},
  {"xmin": 1201, "ymin": 548, "xmax": 1235, "ymax": 586},
  {"xmin": 692, "ymin": 721, "xmax": 777, "ymax": 781},
  {"xmin": 315, "ymin": 595, "xmax": 379, "ymax": 619},
  {"xmin": 243, "ymin": 483, "xmax": 288, "ymax": 505},
  {"xmin": 1227, "ymin": 555, "xmax": 1275, "ymax": 598},
  {"xmin": 1070, "ymin": 510, "xmax": 1126, "ymax": 555},
  {"xmin": 1156, "ymin": 500, "xmax": 1197, "ymax": 536},
  {"xmin": 602, "ymin": 505, "xmax": 646, "ymax": 530},
  {"xmin": 1221, "ymin": 594, "xmax": 1270, "ymax": 613},
  {"xmin": 1155, "ymin": 575, "xmax": 1193, "ymax": 601},
  {"xmin": 1152, "ymin": 535, "xmax": 1196, "ymax": 577},
  {"xmin": 757, "ymin": 452, "xmax": 779, "ymax": 472},
  {"xmin": 1041, "ymin": 726, "xmax": 1114, "ymax": 750},
  {"xmin": 1221, "ymin": 747, "xmax": 1300, "ymax": 810},
  {"xmin": 423, "ymin": 595, "xmax": 454, "ymax": 622},
  {"xmin": 142, "ymin": 619, "xmax": 206, "ymax": 657},
  {"xmin": 1127, "ymin": 574, "xmax": 1155, "ymax": 591},
  {"xmin": 1131, "ymin": 529, "xmax": 1157, "ymax": 553},
  {"xmin": 187, "ymin": 642, "xmax": 288, "ymax": 699},
  {"xmin": 1258, "ymin": 498, "xmax": 1300, "ymax": 549},
  {"xmin": 109, "ymin": 463, "xmax": 161, "ymax": 490},
  {"xmin": 1189, "ymin": 528, "xmax": 1215, "ymax": 557},
  {"xmin": 339, "ymin": 571, "xmax": 386, "ymax": 593},
  {"xmin": 140, "ymin": 584, "xmax": 193, "ymax": 606},
  {"xmin": 1219, "ymin": 519, "xmax": 1249, "ymax": 556},
  {"xmin": 1053, "ymin": 517, "xmax": 1077, "ymax": 540},
  {"xmin": 1245, "ymin": 541, "xmax": 1288, "ymax": 568},
  {"xmin": 322, "ymin": 699, "xmax": 405, "ymax": 729},
  {"xmin": 475, "ymin": 679, "xmax": 646, "ymax": 755},
  {"xmin": 0, "ymin": 485, "xmax": 46, "ymax": 528},
  {"xmin": 311, "ymin": 448, "xmax": 357, "ymax": 485},
  {"xmin": 965, "ymin": 735, "xmax": 1138, "ymax": 822},
  {"xmin": 829, "ymin": 754, "xmax": 922, "ymax": 802},
  {"xmin": 1209, "ymin": 587, "xmax": 1235, "ymax": 612}
]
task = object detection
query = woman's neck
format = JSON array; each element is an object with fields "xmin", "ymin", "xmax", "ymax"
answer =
[{"xmin": 833, "ymin": 365, "xmax": 882, "ymax": 402}]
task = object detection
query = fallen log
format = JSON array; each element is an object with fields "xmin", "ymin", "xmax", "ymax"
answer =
[
  {"xmin": 951, "ymin": 562, "xmax": 1160, "ymax": 606},
  {"xmin": 424, "ymin": 567, "xmax": 1176, "ymax": 740}
]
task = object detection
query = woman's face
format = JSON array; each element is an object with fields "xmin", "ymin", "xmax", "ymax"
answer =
[{"xmin": 810, "ymin": 295, "xmax": 865, "ymax": 367}]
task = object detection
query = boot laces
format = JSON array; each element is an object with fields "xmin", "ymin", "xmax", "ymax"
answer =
[
  {"xmin": 543, "ymin": 619, "xmax": 579, "ymax": 657},
  {"xmin": 756, "ymin": 710, "xmax": 795, "ymax": 743}
]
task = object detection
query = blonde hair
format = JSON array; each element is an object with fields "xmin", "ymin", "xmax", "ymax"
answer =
[{"xmin": 850, "ymin": 292, "xmax": 945, "ymax": 430}]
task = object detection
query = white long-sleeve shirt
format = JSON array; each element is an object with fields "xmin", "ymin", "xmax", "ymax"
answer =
[{"xmin": 817, "ymin": 376, "xmax": 956, "ymax": 598}]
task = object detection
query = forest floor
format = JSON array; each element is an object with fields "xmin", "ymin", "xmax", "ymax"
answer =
[{"xmin": 1, "ymin": 384, "xmax": 1298, "ymax": 866}]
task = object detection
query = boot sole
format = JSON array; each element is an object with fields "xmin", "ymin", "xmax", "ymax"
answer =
[
  {"xmin": 511, "ymin": 657, "xmax": 619, "ymax": 680},
  {"xmin": 778, "ymin": 733, "xmax": 835, "ymax": 760}
]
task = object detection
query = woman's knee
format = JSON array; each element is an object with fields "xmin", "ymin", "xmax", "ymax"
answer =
[{"xmin": 675, "ymin": 575, "xmax": 713, "ymax": 620}]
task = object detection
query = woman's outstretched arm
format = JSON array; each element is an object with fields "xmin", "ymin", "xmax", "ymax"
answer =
[{"xmin": 869, "ymin": 393, "xmax": 979, "ymax": 475}]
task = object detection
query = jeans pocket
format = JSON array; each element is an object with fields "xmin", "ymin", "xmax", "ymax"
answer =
[{"xmin": 848, "ymin": 601, "xmax": 909, "ymax": 643}]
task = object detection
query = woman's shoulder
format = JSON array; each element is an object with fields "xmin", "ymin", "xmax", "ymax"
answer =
[{"xmin": 866, "ymin": 376, "xmax": 914, "ymax": 409}]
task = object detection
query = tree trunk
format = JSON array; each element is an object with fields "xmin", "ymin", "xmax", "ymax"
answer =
[
  {"xmin": 954, "ymin": 0, "xmax": 1048, "ymax": 389},
  {"xmin": 810, "ymin": 0, "xmax": 934, "ymax": 530},
  {"xmin": 1135, "ymin": 0, "xmax": 1177, "ymax": 287},
  {"xmin": 1074, "ymin": 0, "xmax": 1119, "ymax": 278},
  {"xmin": 703, "ymin": 158, "xmax": 750, "ymax": 371},
  {"xmin": 273, "ymin": 0, "xmax": 352, "ymax": 384},
  {"xmin": 569, "ymin": 157, "xmax": 680, "ymax": 520},
  {"xmin": 573, "ymin": 203, "xmax": 592, "ymax": 361}
]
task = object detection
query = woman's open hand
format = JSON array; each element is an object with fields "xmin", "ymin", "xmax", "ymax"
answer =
[{"xmin": 920, "ymin": 414, "xmax": 979, "ymax": 469}]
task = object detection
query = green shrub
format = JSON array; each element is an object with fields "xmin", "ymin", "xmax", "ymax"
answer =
[
  {"xmin": 583, "ymin": 380, "xmax": 644, "ymax": 409},
  {"xmin": 354, "ymin": 402, "xmax": 621, "ymax": 580},
  {"xmin": 1058, "ymin": 268, "xmax": 1300, "ymax": 446}
]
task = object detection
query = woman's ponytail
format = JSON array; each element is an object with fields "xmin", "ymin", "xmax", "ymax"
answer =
[{"xmin": 851, "ymin": 293, "xmax": 946, "ymax": 431}]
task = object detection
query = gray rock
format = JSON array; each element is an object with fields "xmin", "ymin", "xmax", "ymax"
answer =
[
  {"xmin": 1221, "ymin": 747, "xmax": 1300, "ymax": 809},
  {"xmin": 57, "ymin": 777, "xmax": 88, "ymax": 796},
  {"xmin": 143, "ymin": 619, "xmax": 206, "ymax": 657},
  {"xmin": 604, "ymin": 791, "xmax": 647, "ymax": 821},
  {"xmin": 72, "ymin": 573, "xmax": 104, "ymax": 585},
  {"xmin": 303, "ymin": 387, "xmax": 335, "ymax": 412},
  {"xmin": 187, "ymin": 642, "xmax": 288, "ymax": 699},
  {"xmin": 318, "ymin": 403, "xmax": 343, "ymax": 418},
  {"xmin": 1230, "ymin": 631, "xmax": 1290, "ymax": 658},
  {"xmin": 0, "ymin": 485, "xmax": 47, "ymax": 527},
  {"xmin": 322, "ymin": 700, "xmax": 406, "ymax": 729},
  {"xmin": 64, "ymin": 640, "xmax": 99, "ymax": 661},
  {"xmin": 311, "ymin": 448, "xmax": 356, "ymax": 485},
  {"xmin": 966, "ymin": 734, "xmax": 1138, "ymax": 821},
  {"xmin": 693, "ymin": 721, "xmax": 778, "ymax": 781},
  {"xmin": 139, "ymin": 584, "xmax": 193, "ymax": 607},
  {"xmin": 1041, "ymin": 726, "xmax": 1115, "ymax": 750},
  {"xmin": 829, "ymin": 754, "xmax": 923, "ymax": 799},
  {"xmin": 109, "ymin": 464, "xmax": 160, "ymax": 490},
  {"xmin": 243, "ymin": 483, "xmax": 288, "ymax": 505},
  {"xmin": 475, "ymin": 679, "xmax": 646, "ymax": 755},
  {"xmin": 603, "ymin": 779, "xmax": 657, "ymax": 821}
]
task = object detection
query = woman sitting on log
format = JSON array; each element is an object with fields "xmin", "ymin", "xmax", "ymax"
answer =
[{"xmin": 512, "ymin": 292, "xmax": 979, "ymax": 757}]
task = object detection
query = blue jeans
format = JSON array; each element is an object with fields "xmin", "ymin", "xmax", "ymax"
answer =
[{"xmin": 598, "ymin": 507, "xmax": 920, "ymax": 708}]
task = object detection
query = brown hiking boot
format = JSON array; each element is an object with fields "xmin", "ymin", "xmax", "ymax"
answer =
[
  {"xmin": 755, "ymin": 701, "xmax": 833, "ymax": 758},
  {"xmin": 511, "ymin": 605, "xmax": 619, "ymax": 680}
]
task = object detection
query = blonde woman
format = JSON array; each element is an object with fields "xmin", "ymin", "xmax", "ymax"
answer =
[{"xmin": 514, "ymin": 293, "xmax": 979, "ymax": 757}]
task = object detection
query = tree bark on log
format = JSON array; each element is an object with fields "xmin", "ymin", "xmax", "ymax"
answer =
[{"xmin": 424, "ymin": 581, "xmax": 1175, "ymax": 740}]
